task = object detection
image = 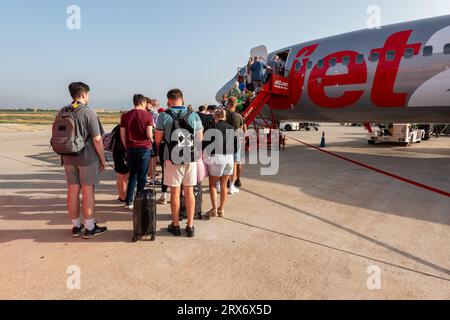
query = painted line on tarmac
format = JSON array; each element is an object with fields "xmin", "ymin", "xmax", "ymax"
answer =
[
  {"xmin": 287, "ymin": 136, "xmax": 450, "ymax": 198},
  {"xmin": 0, "ymin": 154, "xmax": 59, "ymax": 172},
  {"xmin": 223, "ymin": 216, "xmax": 450, "ymax": 283}
]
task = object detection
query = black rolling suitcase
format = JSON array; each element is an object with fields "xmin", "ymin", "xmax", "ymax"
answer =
[
  {"xmin": 180, "ymin": 183, "xmax": 203, "ymax": 220},
  {"xmin": 132, "ymin": 188, "xmax": 157, "ymax": 242}
]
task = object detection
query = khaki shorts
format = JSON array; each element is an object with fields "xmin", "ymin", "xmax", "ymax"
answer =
[
  {"xmin": 164, "ymin": 161, "xmax": 197, "ymax": 187},
  {"xmin": 64, "ymin": 162, "xmax": 101, "ymax": 186}
]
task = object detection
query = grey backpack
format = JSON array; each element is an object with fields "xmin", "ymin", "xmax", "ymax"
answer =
[{"xmin": 50, "ymin": 105, "xmax": 87, "ymax": 155}]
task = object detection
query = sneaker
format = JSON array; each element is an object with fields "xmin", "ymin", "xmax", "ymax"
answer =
[
  {"xmin": 83, "ymin": 224, "xmax": 107, "ymax": 239},
  {"xmin": 168, "ymin": 224, "xmax": 181, "ymax": 237},
  {"xmin": 235, "ymin": 179, "xmax": 242, "ymax": 189},
  {"xmin": 125, "ymin": 204, "xmax": 134, "ymax": 211},
  {"xmin": 157, "ymin": 196, "xmax": 168, "ymax": 205},
  {"xmin": 186, "ymin": 226, "xmax": 195, "ymax": 238},
  {"xmin": 229, "ymin": 185, "xmax": 240, "ymax": 195},
  {"xmin": 72, "ymin": 224, "xmax": 85, "ymax": 238},
  {"xmin": 194, "ymin": 212, "xmax": 203, "ymax": 220}
]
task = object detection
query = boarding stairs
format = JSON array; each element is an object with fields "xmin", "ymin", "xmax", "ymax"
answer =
[
  {"xmin": 242, "ymin": 82, "xmax": 273, "ymax": 128},
  {"xmin": 241, "ymin": 75, "xmax": 290, "ymax": 150}
]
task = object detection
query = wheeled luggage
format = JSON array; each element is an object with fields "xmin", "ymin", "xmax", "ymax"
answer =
[
  {"xmin": 132, "ymin": 189, "xmax": 157, "ymax": 242},
  {"xmin": 180, "ymin": 183, "xmax": 203, "ymax": 220}
]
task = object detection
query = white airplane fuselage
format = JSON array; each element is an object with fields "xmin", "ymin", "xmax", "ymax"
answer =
[{"xmin": 217, "ymin": 15, "xmax": 450, "ymax": 123}]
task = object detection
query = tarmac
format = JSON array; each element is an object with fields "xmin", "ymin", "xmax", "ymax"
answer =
[{"xmin": 0, "ymin": 123, "xmax": 449, "ymax": 300}]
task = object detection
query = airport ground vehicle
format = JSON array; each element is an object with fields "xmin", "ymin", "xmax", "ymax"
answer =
[
  {"xmin": 367, "ymin": 124, "xmax": 426, "ymax": 146},
  {"xmin": 280, "ymin": 121, "xmax": 300, "ymax": 131},
  {"xmin": 300, "ymin": 123, "xmax": 320, "ymax": 131}
]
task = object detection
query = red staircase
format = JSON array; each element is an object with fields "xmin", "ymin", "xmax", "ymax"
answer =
[{"xmin": 242, "ymin": 81, "xmax": 272, "ymax": 128}]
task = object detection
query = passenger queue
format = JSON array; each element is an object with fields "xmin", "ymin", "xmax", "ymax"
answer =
[{"xmin": 52, "ymin": 82, "xmax": 246, "ymax": 240}]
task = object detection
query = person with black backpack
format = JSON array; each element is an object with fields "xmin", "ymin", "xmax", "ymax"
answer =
[
  {"xmin": 155, "ymin": 89, "xmax": 203, "ymax": 238},
  {"xmin": 51, "ymin": 82, "xmax": 108, "ymax": 239},
  {"xmin": 111, "ymin": 122, "xmax": 129, "ymax": 203}
]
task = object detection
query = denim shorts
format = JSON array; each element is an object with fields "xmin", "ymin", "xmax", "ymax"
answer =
[{"xmin": 206, "ymin": 154, "xmax": 234, "ymax": 177}]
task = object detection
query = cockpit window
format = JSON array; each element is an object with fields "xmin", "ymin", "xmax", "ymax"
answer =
[{"xmin": 330, "ymin": 58, "xmax": 337, "ymax": 67}]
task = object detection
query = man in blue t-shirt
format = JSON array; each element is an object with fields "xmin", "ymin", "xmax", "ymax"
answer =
[
  {"xmin": 155, "ymin": 89, "xmax": 203, "ymax": 238},
  {"xmin": 250, "ymin": 57, "xmax": 267, "ymax": 90}
]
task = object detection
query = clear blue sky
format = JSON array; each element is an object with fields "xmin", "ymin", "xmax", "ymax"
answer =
[{"xmin": 0, "ymin": 0, "xmax": 449, "ymax": 109}]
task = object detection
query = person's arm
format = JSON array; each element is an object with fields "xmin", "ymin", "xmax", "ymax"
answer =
[
  {"xmin": 147, "ymin": 125, "xmax": 154, "ymax": 142},
  {"xmin": 155, "ymin": 113, "xmax": 165, "ymax": 146},
  {"xmin": 120, "ymin": 127, "xmax": 127, "ymax": 150},
  {"xmin": 155, "ymin": 130, "xmax": 164, "ymax": 146},
  {"xmin": 92, "ymin": 135, "xmax": 107, "ymax": 172},
  {"xmin": 196, "ymin": 129, "xmax": 204, "ymax": 142},
  {"xmin": 86, "ymin": 110, "xmax": 107, "ymax": 171}
]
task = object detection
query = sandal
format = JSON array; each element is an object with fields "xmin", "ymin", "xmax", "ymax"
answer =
[
  {"xmin": 204, "ymin": 209, "xmax": 218, "ymax": 220},
  {"xmin": 218, "ymin": 209, "xmax": 225, "ymax": 218}
]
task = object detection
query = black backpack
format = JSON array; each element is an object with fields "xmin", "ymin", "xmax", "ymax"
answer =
[{"xmin": 165, "ymin": 110, "xmax": 196, "ymax": 165}]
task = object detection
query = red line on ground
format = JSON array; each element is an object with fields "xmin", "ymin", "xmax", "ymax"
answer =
[{"xmin": 287, "ymin": 136, "xmax": 450, "ymax": 198}]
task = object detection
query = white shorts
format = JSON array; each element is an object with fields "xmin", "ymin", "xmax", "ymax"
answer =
[
  {"xmin": 164, "ymin": 161, "xmax": 197, "ymax": 187},
  {"xmin": 206, "ymin": 154, "xmax": 234, "ymax": 177}
]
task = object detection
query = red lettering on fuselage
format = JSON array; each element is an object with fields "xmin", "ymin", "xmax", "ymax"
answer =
[
  {"xmin": 370, "ymin": 30, "xmax": 421, "ymax": 107},
  {"xmin": 308, "ymin": 51, "xmax": 367, "ymax": 108},
  {"xmin": 269, "ymin": 44, "xmax": 318, "ymax": 110},
  {"xmin": 286, "ymin": 30, "xmax": 421, "ymax": 110}
]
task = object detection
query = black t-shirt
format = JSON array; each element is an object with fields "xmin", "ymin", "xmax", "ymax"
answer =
[
  {"xmin": 226, "ymin": 111, "xmax": 244, "ymax": 131},
  {"xmin": 198, "ymin": 112, "xmax": 214, "ymax": 130},
  {"xmin": 204, "ymin": 120, "xmax": 236, "ymax": 155}
]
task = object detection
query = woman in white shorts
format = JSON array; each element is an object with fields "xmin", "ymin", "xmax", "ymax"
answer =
[{"xmin": 204, "ymin": 110, "xmax": 236, "ymax": 218}]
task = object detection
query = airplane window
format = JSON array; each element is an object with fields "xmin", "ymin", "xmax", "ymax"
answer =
[
  {"xmin": 342, "ymin": 56, "xmax": 350, "ymax": 66},
  {"xmin": 307, "ymin": 61, "xmax": 313, "ymax": 69},
  {"xmin": 404, "ymin": 48, "xmax": 414, "ymax": 59},
  {"xmin": 423, "ymin": 46, "xmax": 433, "ymax": 57},
  {"xmin": 318, "ymin": 59, "xmax": 324, "ymax": 68},
  {"xmin": 370, "ymin": 52, "xmax": 379, "ymax": 62},
  {"xmin": 444, "ymin": 44, "xmax": 450, "ymax": 55},
  {"xmin": 356, "ymin": 54, "xmax": 364, "ymax": 64},
  {"xmin": 386, "ymin": 50, "xmax": 395, "ymax": 61},
  {"xmin": 330, "ymin": 58, "xmax": 337, "ymax": 67}
]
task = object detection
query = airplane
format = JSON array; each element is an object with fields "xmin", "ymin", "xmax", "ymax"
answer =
[{"xmin": 216, "ymin": 15, "xmax": 450, "ymax": 125}]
